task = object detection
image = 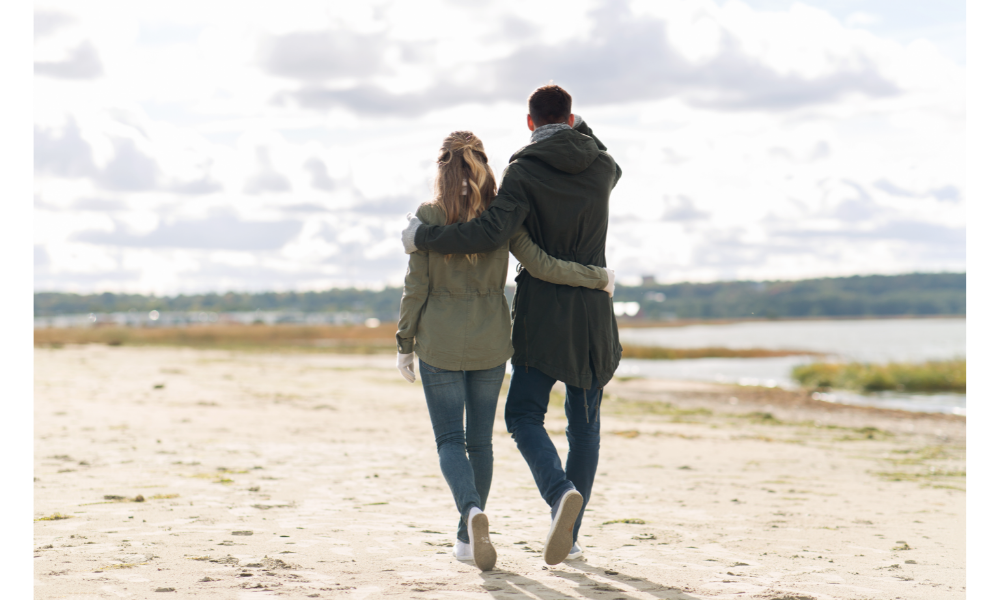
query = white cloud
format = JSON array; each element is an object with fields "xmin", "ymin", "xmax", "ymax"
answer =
[
  {"xmin": 846, "ymin": 11, "xmax": 880, "ymax": 28},
  {"xmin": 33, "ymin": 0, "xmax": 965, "ymax": 294}
]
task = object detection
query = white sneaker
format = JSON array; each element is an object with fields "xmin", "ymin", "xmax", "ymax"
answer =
[
  {"xmin": 468, "ymin": 507, "xmax": 496, "ymax": 571},
  {"xmin": 566, "ymin": 542, "xmax": 584, "ymax": 560},
  {"xmin": 453, "ymin": 539, "xmax": 473, "ymax": 561},
  {"xmin": 544, "ymin": 489, "xmax": 583, "ymax": 565}
]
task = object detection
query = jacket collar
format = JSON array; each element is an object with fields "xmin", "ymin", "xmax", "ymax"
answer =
[{"xmin": 529, "ymin": 122, "xmax": 572, "ymax": 144}]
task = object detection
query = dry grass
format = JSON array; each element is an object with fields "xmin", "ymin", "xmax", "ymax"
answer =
[
  {"xmin": 36, "ymin": 325, "xmax": 819, "ymax": 361},
  {"xmin": 34, "ymin": 323, "xmax": 399, "ymax": 353}
]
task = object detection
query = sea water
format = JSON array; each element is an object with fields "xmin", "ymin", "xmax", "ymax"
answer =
[{"xmin": 614, "ymin": 318, "xmax": 966, "ymax": 415}]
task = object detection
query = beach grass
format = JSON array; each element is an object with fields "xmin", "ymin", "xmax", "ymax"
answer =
[
  {"xmin": 792, "ymin": 360, "xmax": 965, "ymax": 393},
  {"xmin": 34, "ymin": 323, "xmax": 398, "ymax": 353}
]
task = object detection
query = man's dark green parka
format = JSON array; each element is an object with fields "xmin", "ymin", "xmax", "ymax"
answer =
[{"xmin": 413, "ymin": 122, "xmax": 623, "ymax": 389}]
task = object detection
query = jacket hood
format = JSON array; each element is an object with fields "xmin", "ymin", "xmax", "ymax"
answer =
[{"xmin": 509, "ymin": 128, "xmax": 601, "ymax": 175}]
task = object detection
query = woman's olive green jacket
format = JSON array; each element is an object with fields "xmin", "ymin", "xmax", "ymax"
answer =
[{"xmin": 396, "ymin": 202, "xmax": 607, "ymax": 372}]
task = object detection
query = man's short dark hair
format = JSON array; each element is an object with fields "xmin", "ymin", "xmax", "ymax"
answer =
[{"xmin": 528, "ymin": 85, "xmax": 572, "ymax": 126}]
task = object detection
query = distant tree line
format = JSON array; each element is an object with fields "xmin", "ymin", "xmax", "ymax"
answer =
[
  {"xmin": 33, "ymin": 288, "xmax": 406, "ymax": 320},
  {"xmin": 612, "ymin": 272, "xmax": 965, "ymax": 320},
  {"xmin": 35, "ymin": 272, "xmax": 965, "ymax": 321}
]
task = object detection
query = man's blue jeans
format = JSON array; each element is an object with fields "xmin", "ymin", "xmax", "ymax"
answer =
[
  {"xmin": 419, "ymin": 360, "xmax": 506, "ymax": 543},
  {"xmin": 504, "ymin": 365, "xmax": 602, "ymax": 543}
]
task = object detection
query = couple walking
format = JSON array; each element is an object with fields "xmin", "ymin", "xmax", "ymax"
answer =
[{"xmin": 396, "ymin": 84, "xmax": 623, "ymax": 571}]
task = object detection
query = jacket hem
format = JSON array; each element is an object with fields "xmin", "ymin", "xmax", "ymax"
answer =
[
  {"xmin": 510, "ymin": 355, "xmax": 620, "ymax": 390},
  {"xmin": 416, "ymin": 349, "xmax": 513, "ymax": 373},
  {"xmin": 511, "ymin": 356, "xmax": 589, "ymax": 390}
]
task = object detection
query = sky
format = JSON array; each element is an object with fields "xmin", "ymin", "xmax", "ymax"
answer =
[{"xmin": 32, "ymin": 0, "xmax": 966, "ymax": 294}]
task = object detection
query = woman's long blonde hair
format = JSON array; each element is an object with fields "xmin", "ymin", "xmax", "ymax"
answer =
[{"xmin": 432, "ymin": 131, "xmax": 497, "ymax": 262}]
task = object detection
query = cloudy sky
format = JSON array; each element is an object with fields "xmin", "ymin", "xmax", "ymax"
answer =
[{"xmin": 33, "ymin": 0, "xmax": 965, "ymax": 294}]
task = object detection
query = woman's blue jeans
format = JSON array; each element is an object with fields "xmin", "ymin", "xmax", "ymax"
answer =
[{"xmin": 419, "ymin": 359, "xmax": 506, "ymax": 543}]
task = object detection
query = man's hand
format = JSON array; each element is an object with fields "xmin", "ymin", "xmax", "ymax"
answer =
[
  {"xmin": 602, "ymin": 268, "xmax": 615, "ymax": 298},
  {"xmin": 401, "ymin": 213, "xmax": 423, "ymax": 254},
  {"xmin": 397, "ymin": 352, "xmax": 416, "ymax": 383}
]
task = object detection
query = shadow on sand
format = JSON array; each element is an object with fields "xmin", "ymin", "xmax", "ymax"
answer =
[{"xmin": 480, "ymin": 559, "xmax": 703, "ymax": 600}]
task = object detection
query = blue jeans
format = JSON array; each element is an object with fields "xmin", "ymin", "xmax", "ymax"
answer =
[
  {"xmin": 419, "ymin": 359, "xmax": 506, "ymax": 543},
  {"xmin": 504, "ymin": 365, "xmax": 602, "ymax": 543}
]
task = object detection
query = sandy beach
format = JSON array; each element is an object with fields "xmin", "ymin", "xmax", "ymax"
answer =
[{"xmin": 34, "ymin": 345, "xmax": 965, "ymax": 599}]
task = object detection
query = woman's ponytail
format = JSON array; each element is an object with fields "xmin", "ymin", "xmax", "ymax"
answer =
[
  {"xmin": 461, "ymin": 145, "xmax": 492, "ymax": 222},
  {"xmin": 432, "ymin": 131, "xmax": 498, "ymax": 262}
]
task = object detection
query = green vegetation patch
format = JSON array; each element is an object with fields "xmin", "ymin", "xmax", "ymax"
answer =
[
  {"xmin": 35, "ymin": 513, "xmax": 73, "ymax": 521},
  {"xmin": 793, "ymin": 360, "xmax": 965, "ymax": 393},
  {"xmin": 728, "ymin": 414, "xmax": 896, "ymax": 443},
  {"xmin": 876, "ymin": 469, "xmax": 965, "ymax": 481},
  {"xmin": 105, "ymin": 494, "xmax": 146, "ymax": 502},
  {"xmin": 887, "ymin": 445, "xmax": 957, "ymax": 465},
  {"xmin": 99, "ymin": 562, "xmax": 148, "ymax": 570},
  {"xmin": 741, "ymin": 411, "xmax": 783, "ymax": 424},
  {"xmin": 188, "ymin": 472, "xmax": 237, "ymax": 484},
  {"xmin": 606, "ymin": 398, "xmax": 712, "ymax": 420},
  {"xmin": 874, "ymin": 469, "xmax": 965, "ymax": 491},
  {"xmin": 602, "ymin": 518, "xmax": 646, "ymax": 525},
  {"xmin": 833, "ymin": 426, "xmax": 894, "ymax": 441}
]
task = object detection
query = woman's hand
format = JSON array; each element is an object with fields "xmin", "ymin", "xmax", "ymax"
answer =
[
  {"xmin": 401, "ymin": 213, "xmax": 423, "ymax": 254},
  {"xmin": 397, "ymin": 352, "xmax": 416, "ymax": 383},
  {"xmin": 603, "ymin": 268, "xmax": 615, "ymax": 298}
]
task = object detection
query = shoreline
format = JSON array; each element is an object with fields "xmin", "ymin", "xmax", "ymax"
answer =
[{"xmin": 606, "ymin": 376, "xmax": 965, "ymax": 429}]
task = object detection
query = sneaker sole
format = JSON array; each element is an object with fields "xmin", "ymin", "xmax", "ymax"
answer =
[
  {"xmin": 469, "ymin": 512, "xmax": 496, "ymax": 571},
  {"xmin": 544, "ymin": 490, "xmax": 583, "ymax": 565}
]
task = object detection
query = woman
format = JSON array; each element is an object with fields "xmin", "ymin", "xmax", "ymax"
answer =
[{"xmin": 395, "ymin": 131, "xmax": 613, "ymax": 571}]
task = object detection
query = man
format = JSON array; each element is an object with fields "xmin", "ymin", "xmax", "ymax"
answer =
[{"xmin": 401, "ymin": 84, "xmax": 622, "ymax": 565}]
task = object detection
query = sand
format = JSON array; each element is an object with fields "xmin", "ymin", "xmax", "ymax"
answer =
[{"xmin": 34, "ymin": 345, "xmax": 965, "ymax": 599}]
